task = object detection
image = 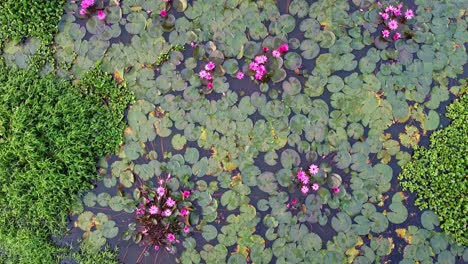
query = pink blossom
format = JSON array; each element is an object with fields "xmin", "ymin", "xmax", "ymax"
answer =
[
  {"xmin": 183, "ymin": 226, "xmax": 190, "ymax": 233},
  {"xmin": 312, "ymin": 183, "xmax": 319, "ymax": 191},
  {"xmin": 308, "ymin": 164, "xmax": 319, "ymax": 175},
  {"xmin": 162, "ymin": 209, "xmax": 172, "ymax": 217},
  {"xmin": 167, "ymin": 233, "xmax": 175, "ymax": 242},
  {"xmin": 333, "ymin": 187, "xmax": 340, "ymax": 194},
  {"xmin": 154, "ymin": 245, "xmax": 160, "ymax": 251},
  {"xmin": 301, "ymin": 185, "xmax": 309, "ymax": 194},
  {"xmin": 190, "ymin": 42, "xmax": 197, "ymax": 48},
  {"xmin": 393, "ymin": 32, "xmax": 401, "ymax": 40},
  {"xmin": 249, "ymin": 62, "xmax": 259, "ymax": 71},
  {"xmin": 379, "ymin": 12, "xmax": 389, "ymax": 20},
  {"xmin": 385, "ymin": 5, "xmax": 395, "ymax": 13},
  {"xmin": 397, "ymin": 3, "xmax": 403, "ymax": 10},
  {"xmin": 157, "ymin": 187, "xmax": 165, "ymax": 197},
  {"xmin": 136, "ymin": 207, "xmax": 145, "ymax": 215},
  {"xmin": 180, "ymin": 208, "xmax": 189, "ymax": 216},
  {"xmin": 207, "ymin": 82, "xmax": 213, "ymax": 89},
  {"xmin": 393, "ymin": 9, "xmax": 401, "ymax": 16},
  {"xmin": 204, "ymin": 72, "xmax": 212, "ymax": 80},
  {"xmin": 297, "ymin": 170, "xmax": 306, "ymax": 179},
  {"xmin": 166, "ymin": 197, "xmax": 176, "ymax": 207},
  {"xmin": 163, "ymin": 0, "xmax": 170, "ymax": 2},
  {"xmin": 257, "ymin": 65, "xmax": 266, "ymax": 75},
  {"xmin": 405, "ymin": 9, "xmax": 414, "ymax": 20},
  {"xmin": 236, "ymin": 72, "xmax": 244, "ymax": 80},
  {"xmin": 300, "ymin": 175, "xmax": 309, "ymax": 185},
  {"xmin": 255, "ymin": 72, "xmax": 264, "ymax": 80},
  {"xmin": 272, "ymin": 50, "xmax": 281, "ymax": 58},
  {"xmin": 205, "ymin": 61, "xmax": 216, "ymax": 71},
  {"xmin": 291, "ymin": 198, "xmax": 297, "ymax": 205},
  {"xmin": 183, "ymin": 190, "xmax": 191, "ymax": 198},
  {"xmin": 388, "ymin": 19, "xmax": 398, "ymax": 30},
  {"xmin": 254, "ymin": 55, "xmax": 267, "ymax": 64},
  {"xmin": 262, "ymin": 46, "xmax": 269, "ymax": 53},
  {"xmin": 199, "ymin": 70, "xmax": 208, "ymax": 79},
  {"xmin": 149, "ymin": 205, "xmax": 159, "ymax": 215},
  {"xmin": 97, "ymin": 10, "xmax": 106, "ymax": 20},
  {"xmin": 278, "ymin": 43, "xmax": 289, "ymax": 53},
  {"xmin": 377, "ymin": 1, "xmax": 382, "ymax": 6},
  {"xmin": 382, "ymin": 29, "xmax": 390, "ymax": 38},
  {"xmin": 160, "ymin": 10, "xmax": 167, "ymax": 17},
  {"xmin": 81, "ymin": 0, "xmax": 95, "ymax": 9},
  {"xmin": 79, "ymin": 8, "xmax": 87, "ymax": 15}
]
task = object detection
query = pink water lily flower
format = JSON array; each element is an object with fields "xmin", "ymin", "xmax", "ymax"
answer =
[
  {"xmin": 379, "ymin": 12, "xmax": 389, "ymax": 20},
  {"xmin": 205, "ymin": 61, "xmax": 216, "ymax": 71},
  {"xmin": 183, "ymin": 226, "xmax": 190, "ymax": 233},
  {"xmin": 167, "ymin": 233, "xmax": 175, "ymax": 242},
  {"xmin": 333, "ymin": 187, "xmax": 340, "ymax": 194},
  {"xmin": 180, "ymin": 208, "xmax": 189, "ymax": 216},
  {"xmin": 207, "ymin": 82, "xmax": 213, "ymax": 89},
  {"xmin": 291, "ymin": 198, "xmax": 297, "ymax": 205},
  {"xmin": 162, "ymin": 209, "xmax": 172, "ymax": 217},
  {"xmin": 149, "ymin": 205, "xmax": 159, "ymax": 215},
  {"xmin": 393, "ymin": 32, "xmax": 401, "ymax": 41},
  {"xmin": 254, "ymin": 55, "xmax": 267, "ymax": 64},
  {"xmin": 312, "ymin": 183, "xmax": 320, "ymax": 191},
  {"xmin": 79, "ymin": 8, "xmax": 87, "ymax": 15},
  {"xmin": 262, "ymin": 46, "xmax": 269, "ymax": 53},
  {"xmin": 81, "ymin": 0, "xmax": 95, "ymax": 9},
  {"xmin": 309, "ymin": 164, "xmax": 319, "ymax": 175},
  {"xmin": 157, "ymin": 187, "xmax": 165, "ymax": 197},
  {"xmin": 301, "ymin": 185, "xmax": 309, "ymax": 194},
  {"xmin": 97, "ymin": 10, "xmax": 106, "ymax": 20},
  {"xmin": 405, "ymin": 9, "xmax": 414, "ymax": 20},
  {"xmin": 166, "ymin": 197, "xmax": 176, "ymax": 207},
  {"xmin": 388, "ymin": 19, "xmax": 398, "ymax": 30},
  {"xmin": 382, "ymin": 29, "xmax": 390, "ymax": 38},
  {"xmin": 278, "ymin": 43, "xmax": 289, "ymax": 53},
  {"xmin": 236, "ymin": 72, "xmax": 244, "ymax": 80},
  {"xmin": 160, "ymin": 10, "xmax": 167, "ymax": 17},
  {"xmin": 272, "ymin": 50, "xmax": 281, "ymax": 58},
  {"xmin": 249, "ymin": 62, "xmax": 259, "ymax": 71},
  {"xmin": 183, "ymin": 190, "xmax": 191, "ymax": 198}
]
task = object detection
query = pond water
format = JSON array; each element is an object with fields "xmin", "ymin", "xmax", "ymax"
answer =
[{"xmin": 18, "ymin": 0, "xmax": 465, "ymax": 263}]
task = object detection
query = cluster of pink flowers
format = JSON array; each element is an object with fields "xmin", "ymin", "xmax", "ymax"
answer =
[
  {"xmin": 199, "ymin": 61, "xmax": 216, "ymax": 89},
  {"xmin": 79, "ymin": 0, "xmax": 106, "ymax": 20},
  {"xmin": 135, "ymin": 174, "xmax": 192, "ymax": 251},
  {"xmin": 242, "ymin": 43, "xmax": 289, "ymax": 82},
  {"xmin": 296, "ymin": 164, "xmax": 321, "ymax": 195},
  {"xmin": 377, "ymin": 2, "xmax": 414, "ymax": 41}
]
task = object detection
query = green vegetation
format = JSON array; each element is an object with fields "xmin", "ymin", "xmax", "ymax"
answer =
[
  {"xmin": 399, "ymin": 95, "xmax": 468, "ymax": 245},
  {"xmin": 0, "ymin": 59, "xmax": 133, "ymax": 262},
  {"xmin": 0, "ymin": 0, "xmax": 66, "ymax": 43},
  {"xmin": 70, "ymin": 245, "xmax": 119, "ymax": 264}
]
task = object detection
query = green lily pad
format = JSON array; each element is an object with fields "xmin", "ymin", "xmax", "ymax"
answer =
[
  {"xmin": 202, "ymin": 225, "xmax": 218, "ymax": 242},
  {"xmin": 171, "ymin": 134, "xmax": 187, "ymax": 150}
]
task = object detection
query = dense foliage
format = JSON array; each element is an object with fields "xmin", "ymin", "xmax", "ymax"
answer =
[
  {"xmin": 0, "ymin": 0, "xmax": 66, "ymax": 42},
  {"xmin": 399, "ymin": 95, "xmax": 468, "ymax": 245},
  {"xmin": 0, "ymin": 60, "xmax": 132, "ymax": 262}
]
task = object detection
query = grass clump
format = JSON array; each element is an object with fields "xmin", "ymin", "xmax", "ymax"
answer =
[
  {"xmin": 0, "ymin": 60, "xmax": 133, "ymax": 262},
  {"xmin": 0, "ymin": 0, "xmax": 66, "ymax": 43},
  {"xmin": 399, "ymin": 95, "xmax": 467, "ymax": 245}
]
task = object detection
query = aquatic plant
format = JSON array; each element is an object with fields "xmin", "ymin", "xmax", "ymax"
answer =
[{"xmin": 134, "ymin": 174, "xmax": 192, "ymax": 257}]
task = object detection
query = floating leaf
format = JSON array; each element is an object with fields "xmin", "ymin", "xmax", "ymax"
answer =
[
  {"xmin": 202, "ymin": 225, "xmax": 218, "ymax": 242},
  {"xmin": 171, "ymin": 134, "xmax": 187, "ymax": 150}
]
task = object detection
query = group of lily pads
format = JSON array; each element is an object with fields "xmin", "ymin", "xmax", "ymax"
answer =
[{"xmin": 3, "ymin": 0, "xmax": 467, "ymax": 263}]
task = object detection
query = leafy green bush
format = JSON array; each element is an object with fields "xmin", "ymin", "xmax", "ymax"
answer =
[
  {"xmin": 0, "ymin": 60, "xmax": 133, "ymax": 262},
  {"xmin": 399, "ymin": 95, "xmax": 467, "ymax": 245},
  {"xmin": 0, "ymin": 0, "xmax": 66, "ymax": 42}
]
